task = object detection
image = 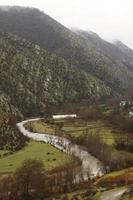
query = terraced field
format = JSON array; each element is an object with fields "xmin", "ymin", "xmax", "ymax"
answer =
[
  {"xmin": 61, "ymin": 120, "xmax": 116, "ymax": 145},
  {"xmin": 27, "ymin": 119, "xmax": 119, "ymax": 145},
  {"xmin": 21, "ymin": 119, "xmax": 133, "ymax": 182}
]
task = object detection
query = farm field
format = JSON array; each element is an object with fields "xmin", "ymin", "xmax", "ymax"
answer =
[
  {"xmin": 29, "ymin": 119, "xmax": 122, "ymax": 146},
  {"xmin": 0, "ymin": 141, "xmax": 74, "ymax": 174},
  {"xmin": 24, "ymin": 120, "xmax": 55, "ymax": 134},
  {"xmin": 96, "ymin": 167, "xmax": 133, "ymax": 186},
  {"xmin": 25, "ymin": 119, "xmax": 133, "ymax": 159},
  {"xmin": 60, "ymin": 120, "xmax": 133, "ymax": 164},
  {"xmin": 61, "ymin": 120, "xmax": 117, "ymax": 145},
  {"xmin": 26, "ymin": 119, "xmax": 133, "ymax": 167}
]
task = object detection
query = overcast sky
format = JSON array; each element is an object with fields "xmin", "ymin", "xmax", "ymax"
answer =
[{"xmin": 0, "ymin": 0, "xmax": 133, "ymax": 48}]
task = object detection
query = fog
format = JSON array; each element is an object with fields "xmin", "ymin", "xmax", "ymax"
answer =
[{"xmin": 0, "ymin": 0, "xmax": 133, "ymax": 48}]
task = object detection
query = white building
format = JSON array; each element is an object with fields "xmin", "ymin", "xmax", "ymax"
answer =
[
  {"xmin": 129, "ymin": 111, "xmax": 133, "ymax": 118},
  {"xmin": 120, "ymin": 101, "xmax": 133, "ymax": 107},
  {"xmin": 53, "ymin": 114, "xmax": 77, "ymax": 120},
  {"xmin": 120, "ymin": 101, "xmax": 127, "ymax": 107}
]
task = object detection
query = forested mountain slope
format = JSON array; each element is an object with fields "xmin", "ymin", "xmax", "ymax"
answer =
[
  {"xmin": 76, "ymin": 30, "xmax": 133, "ymax": 72},
  {"xmin": 114, "ymin": 40, "xmax": 133, "ymax": 70},
  {"xmin": 0, "ymin": 6, "xmax": 133, "ymax": 93},
  {"xmin": 0, "ymin": 32, "xmax": 111, "ymax": 117}
]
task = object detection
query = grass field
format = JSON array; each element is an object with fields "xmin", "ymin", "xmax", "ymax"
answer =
[
  {"xmin": 0, "ymin": 141, "xmax": 73, "ymax": 174},
  {"xmin": 0, "ymin": 150, "xmax": 10, "ymax": 156},
  {"xmin": 24, "ymin": 120, "xmax": 55, "ymax": 134},
  {"xmin": 95, "ymin": 167, "xmax": 133, "ymax": 187},
  {"xmin": 61, "ymin": 120, "xmax": 121, "ymax": 146},
  {"xmin": 27, "ymin": 120, "xmax": 133, "ymax": 168},
  {"xmin": 120, "ymin": 191, "xmax": 133, "ymax": 200},
  {"xmin": 26, "ymin": 119, "xmax": 132, "ymax": 148},
  {"xmin": 97, "ymin": 167, "xmax": 133, "ymax": 179},
  {"xmin": 28, "ymin": 120, "xmax": 118, "ymax": 145},
  {"xmin": 53, "ymin": 189, "xmax": 100, "ymax": 200}
]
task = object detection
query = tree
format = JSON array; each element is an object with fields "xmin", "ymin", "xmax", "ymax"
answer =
[{"xmin": 15, "ymin": 159, "xmax": 46, "ymax": 198}]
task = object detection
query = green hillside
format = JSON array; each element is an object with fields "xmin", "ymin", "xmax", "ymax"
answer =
[
  {"xmin": 0, "ymin": 31, "xmax": 111, "ymax": 117},
  {"xmin": 76, "ymin": 30, "xmax": 133, "ymax": 72},
  {"xmin": 0, "ymin": 6, "xmax": 133, "ymax": 93}
]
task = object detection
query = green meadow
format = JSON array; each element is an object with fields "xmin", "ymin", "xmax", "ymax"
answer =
[{"xmin": 0, "ymin": 141, "xmax": 73, "ymax": 174}]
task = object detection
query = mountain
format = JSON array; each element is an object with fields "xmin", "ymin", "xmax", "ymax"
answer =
[
  {"xmin": 75, "ymin": 30, "xmax": 133, "ymax": 72},
  {"xmin": 114, "ymin": 40, "xmax": 133, "ymax": 70},
  {"xmin": 0, "ymin": 6, "xmax": 133, "ymax": 94},
  {"xmin": 75, "ymin": 30, "xmax": 125, "ymax": 59},
  {"xmin": 0, "ymin": 32, "xmax": 111, "ymax": 117},
  {"xmin": 75, "ymin": 30, "xmax": 133, "ymax": 71}
]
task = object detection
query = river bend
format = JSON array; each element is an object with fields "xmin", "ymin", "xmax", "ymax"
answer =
[{"xmin": 17, "ymin": 118, "xmax": 105, "ymax": 181}]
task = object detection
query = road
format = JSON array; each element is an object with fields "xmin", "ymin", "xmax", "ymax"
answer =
[{"xmin": 100, "ymin": 187, "xmax": 127, "ymax": 200}]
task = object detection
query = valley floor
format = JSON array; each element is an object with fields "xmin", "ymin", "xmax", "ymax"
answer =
[
  {"xmin": 23, "ymin": 118, "xmax": 133, "ymax": 199},
  {"xmin": 0, "ymin": 141, "xmax": 73, "ymax": 174},
  {"xmin": 0, "ymin": 117, "xmax": 133, "ymax": 200}
]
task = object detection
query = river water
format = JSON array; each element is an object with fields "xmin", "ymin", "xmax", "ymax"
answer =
[{"xmin": 17, "ymin": 118, "xmax": 105, "ymax": 181}]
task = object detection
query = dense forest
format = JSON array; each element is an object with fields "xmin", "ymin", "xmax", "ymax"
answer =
[
  {"xmin": 0, "ymin": 6, "xmax": 133, "ymax": 93},
  {"xmin": 0, "ymin": 6, "xmax": 133, "ymax": 200},
  {"xmin": 0, "ymin": 32, "xmax": 111, "ymax": 117},
  {"xmin": 0, "ymin": 6, "xmax": 133, "ymax": 159},
  {"xmin": 0, "ymin": 114, "xmax": 28, "ymax": 152}
]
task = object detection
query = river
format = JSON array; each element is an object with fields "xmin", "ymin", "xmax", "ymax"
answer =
[
  {"xmin": 16, "ymin": 118, "xmax": 130, "ymax": 199},
  {"xmin": 17, "ymin": 118, "xmax": 105, "ymax": 181}
]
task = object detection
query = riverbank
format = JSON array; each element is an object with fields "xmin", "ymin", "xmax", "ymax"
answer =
[
  {"xmin": 0, "ymin": 118, "xmax": 132, "ymax": 199},
  {"xmin": 17, "ymin": 118, "xmax": 105, "ymax": 181},
  {"xmin": 23, "ymin": 118, "xmax": 133, "ymax": 196}
]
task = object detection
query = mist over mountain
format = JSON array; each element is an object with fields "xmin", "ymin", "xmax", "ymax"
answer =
[
  {"xmin": 0, "ymin": 5, "xmax": 133, "ymax": 199},
  {"xmin": 75, "ymin": 30, "xmax": 133, "ymax": 72},
  {"xmin": 114, "ymin": 40, "xmax": 133, "ymax": 68}
]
